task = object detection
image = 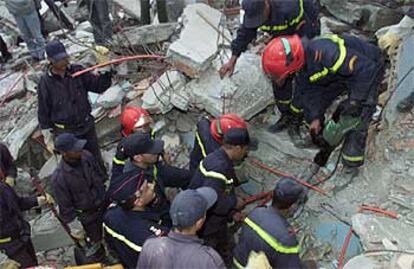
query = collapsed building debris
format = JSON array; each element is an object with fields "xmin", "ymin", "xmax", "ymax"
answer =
[{"xmin": 1, "ymin": 0, "xmax": 414, "ymax": 268}]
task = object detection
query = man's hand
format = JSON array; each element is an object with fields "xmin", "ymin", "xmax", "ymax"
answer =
[
  {"xmin": 232, "ymin": 211, "xmax": 246, "ymax": 222},
  {"xmin": 309, "ymin": 119, "xmax": 322, "ymax": 136},
  {"xmin": 37, "ymin": 193, "xmax": 55, "ymax": 206},
  {"xmin": 4, "ymin": 177, "xmax": 15, "ymax": 187},
  {"xmin": 68, "ymin": 219, "xmax": 85, "ymax": 240},
  {"xmin": 219, "ymin": 56, "xmax": 238, "ymax": 78},
  {"xmin": 41, "ymin": 128, "xmax": 55, "ymax": 153}
]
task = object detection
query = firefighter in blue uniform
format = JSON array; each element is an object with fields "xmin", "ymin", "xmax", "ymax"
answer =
[
  {"xmin": 111, "ymin": 106, "xmax": 154, "ymax": 178},
  {"xmin": 262, "ymin": 34, "xmax": 385, "ymax": 179},
  {"xmin": 189, "ymin": 127, "xmax": 255, "ymax": 265},
  {"xmin": 233, "ymin": 178, "xmax": 308, "ymax": 269},
  {"xmin": 219, "ymin": 0, "xmax": 320, "ymax": 134},
  {"xmin": 190, "ymin": 114, "xmax": 247, "ymax": 174},
  {"xmin": 107, "ymin": 133, "xmax": 191, "ymax": 226},
  {"xmin": 0, "ymin": 180, "xmax": 52, "ymax": 268},
  {"xmin": 103, "ymin": 172, "xmax": 169, "ymax": 268}
]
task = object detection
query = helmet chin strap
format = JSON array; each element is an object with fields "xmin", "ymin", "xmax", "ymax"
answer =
[{"xmin": 216, "ymin": 117, "xmax": 223, "ymax": 137}]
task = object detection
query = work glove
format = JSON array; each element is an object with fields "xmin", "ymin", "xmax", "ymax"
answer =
[
  {"xmin": 4, "ymin": 176, "xmax": 15, "ymax": 187},
  {"xmin": 37, "ymin": 193, "xmax": 55, "ymax": 206},
  {"xmin": 68, "ymin": 219, "xmax": 85, "ymax": 240},
  {"xmin": 94, "ymin": 45, "xmax": 112, "ymax": 74},
  {"xmin": 342, "ymin": 100, "xmax": 362, "ymax": 118},
  {"xmin": 41, "ymin": 128, "xmax": 54, "ymax": 154},
  {"xmin": 0, "ymin": 252, "xmax": 20, "ymax": 269},
  {"xmin": 245, "ymin": 251, "xmax": 272, "ymax": 269}
]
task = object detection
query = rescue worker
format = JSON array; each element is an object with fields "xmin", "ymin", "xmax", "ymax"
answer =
[
  {"xmin": 0, "ymin": 179, "xmax": 52, "ymax": 267},
  {"xmin": 190, "ymin": 113, "xmax": 247, "ymax": 174},
  {"xmin": 112, "ymin": 106, "xmax": 154, "ymax": 177},
  {"xmin": 0, "ymin": 142, "xmax": 17, "ymax": 187},
  {"xmin": 261, "ymin": 34, "xmax": 385, "ymax": 179},
  {"xmin": 219, "ymin": 0, "xmax": 320, "ymax": 134},
  {"xmin": 107, "ymin": 133, "xmax": 191, "ymax": 226},
  {"xmin": 233, "ymin": 178, "xmax": 308, "ymax": 269},
  {"xmin": 103, "ymin": 174, "xmax": 169, "ymax": 268},
  {"xmin": 81, "ymin": 0, "xmax": 112, "ymax": 46},
  {"xmin": 37, "ymin": 40, "xmax": 112, "ymax": 174},
  {"xmin": 137, "ymin": 187, "xmax": 226, "ymax": 269},
  {"xmin": 51, "ymin": 133, "xmax": 107, "ymax": 262},
  {"xmin": 189, "ymin": 128, "xmax": 254, "ymax": 265}
]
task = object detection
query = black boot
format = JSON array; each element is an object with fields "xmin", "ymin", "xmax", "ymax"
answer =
[{"xmin": 268, "ymin": 113, "xmax": 291, "ymax": 133}]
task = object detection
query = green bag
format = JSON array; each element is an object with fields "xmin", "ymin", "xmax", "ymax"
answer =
[{"xmin": 323, "ymin": 115, "xmax": 361, "ymax": 147}]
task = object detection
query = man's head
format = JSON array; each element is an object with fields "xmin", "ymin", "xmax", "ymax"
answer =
[
  {"xmin": 120, "ymin": 106, "xmax": 153, "ymax": 137},
  {"xmin": 113, "ymin": 175, "xmax": 156, "ymax": 210},
  {"xmin": 55, "ymin": 133, "xmax": 86, "ymax": 165},
  {"xmin": 46, "ymin": 40, "xmax": 69, "ymax": 72},
  {"xmin": 170, "ymin": 187, "xmax": 217, "ymax": 234},
  {"xmin": 272, "ymin": 177, "xmax": 307, "ymax": 212},
  {"xmin": 242, "ymin": 0, "xmax": 271, "ymax": 28},
  {"xmin": 210, "ymin": 114, "xmax": 247, "ymax": 144},
  {"xmin": 123, "ymin": 133, "xmax": 164, "ymax": 168},
  {"xmin": 222, "ymin": 128, "xmax": 257, "ymax": 163}
]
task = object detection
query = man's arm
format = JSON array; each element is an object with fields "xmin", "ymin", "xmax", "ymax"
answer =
[
  {"xmin": 158, "ymin": 165, "xmax": 191, "ymax": 189},
  {"xmin": 37, "ymin": 78, "xmax": 53, "ymax": 129},
  {"xmin": 52, "ymin": 178, "xmax": 76, "ymax": 223},
  {"xmin": 231, "ymin": 25, "xmax": 259, "ymax": 57},
  {"xmin": 81, "ymin": 71, "xmax": 112, "ymax": 94},
  {"xmin": 0, "ymin": 143, "xmax": 17, "ymax": 178}
]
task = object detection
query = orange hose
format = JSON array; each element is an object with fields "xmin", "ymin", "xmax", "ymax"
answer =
[
  {"xmin": 337, "ymin": 226, "xmax": 354, "ymax": 269},
  {"xmin": 359, "ymin": 205, "xmax": 399, "ymax": 219},
  {"xmin": 249, "ymin": 159, "xmax": 328, "ymax": 196}
]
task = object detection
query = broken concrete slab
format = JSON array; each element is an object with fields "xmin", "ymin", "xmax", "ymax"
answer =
[
  {"xmin": 188, "ymin": 52, "xmax": 274, "ymax": 120},
  {"xmin": 167, "ymin": 3, "xmax": 231, "ymax": 78},
  {"xmin": 142, "ymin": 70, "xmax": 187, "ymax": 114},
  {"xmin": 0, "ymin": 72, "xmax": 25, "ymax": 103},
  {"xmin": 320, "ymin": 0, "xmax": 403, "ymax": 32},
  {"xmin": 118, "ymin": 23, "xmax": 178, "ymax": 47},
  {"xmin": 31, "ymin": 211, "xmax": 73, "ymax": 252},
  {"xmin": 39, "ymin": 155, "xmax": 61, "ymax": 180},
  {"xmin": 4, "ymin": 117, "xmax": 38, "ymax": 159},
  {"xmin": 320, "ymin": 16, "xmax": 353, "ymax": 35},
  {"xmin": 352, "ymin": 213, "xmax": 414, "ymax": 250},
  {"xmin": 97, "ymin": 85, "xmax": 126, "ymax": 109}
]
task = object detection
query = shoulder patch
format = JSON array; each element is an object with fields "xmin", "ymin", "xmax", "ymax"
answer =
[{"xmin": 348, "ymin": 55, "xmax": 358, "ymax": 73}]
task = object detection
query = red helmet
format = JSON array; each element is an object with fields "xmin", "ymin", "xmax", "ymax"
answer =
[
  {"xmin": 210, "ymin": 114, "xmax": 247, "ymax": 143},
  {"xmin": 120, "ymin": 106, "xmax": 152, "ymax": 137},
  {"xmin": 262, "ymin": 35, "xmax": 305, "ymax": 82}
]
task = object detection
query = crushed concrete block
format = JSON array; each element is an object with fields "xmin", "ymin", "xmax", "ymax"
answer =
[
  {"xmin": 320, "ymin": 0, "xmax": 403, "ymax": 32},
  {"xmin": 31, "ymin": 211, "xmax": 73, "ymax": 252},
  {"xmin": 320, "ymin": 16, "xmax": 353, "ymax": 35},
  {"xmin": 0, "ymin": 72, "xmax": 25, "ymax": 102},
  {"xmin": 142, "ymin": 71, "xmax": 186, "ymax": 114},
  {"xmin": 167, "ymin": 3, "xmax": 232, "ymax": 78},
  {"xmin": 352, "ymin": 213, "xmax": 414, "ymax": 250},
  {"xmin": 161, "ymin": 133, "xmax": 181, "ymax": 150},
  {"xmin": 188, "ymin": 52, "xmax": 273, "ymax": 120},
  {"xmin": 4, "ymin": 117, "xmax": 38, "ymax": 159},
  {"xmin": 118, "ymin": 23, "xmax": 178, "ymax": 46},
  {"xmin": 97, "ymin": 85, "xmax": 125, "ymax": 109}
]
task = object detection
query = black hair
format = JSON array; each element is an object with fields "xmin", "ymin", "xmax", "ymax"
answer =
[{"xmin": 272, "ymin": 193, "xmax": 295, "ymax": 210}]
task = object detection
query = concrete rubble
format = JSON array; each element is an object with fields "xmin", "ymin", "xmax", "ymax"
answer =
[
  {"xmin": 1, "ymin": 0, "xmax": 414, "ymax": 267},
  {"xmin": 167, "ymin": 3, "xmax": 232, "ymax": 78}
]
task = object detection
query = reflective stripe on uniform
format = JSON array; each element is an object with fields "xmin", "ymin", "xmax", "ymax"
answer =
[
  {"xmin": 276, "ymin": 99, "xmax": 292, "ymax": 105},
  {"xmin": 153, "ymin": 165, "xmax": 158, "ymax": 182},
  {"xmin": 0, "ymin": 237, "xmax": 12, "ymax": 243},
  {"xmin": 199, "ymin": 161, "xmax": 233, "ymax": 185},
  {"xmin": 342, "ymin": 153, "xmax": 364, "ymax": 162},
  {"xmin": 150, "ymin": 129, "xmax": 156, "ymax": 139},
  {"xmin": 54, "ymin": 123, "xmax": 65, "ymax": 129},
  {"xmin": 233, "ymin": 257, "xmax": 245, "ymax": 269},
  {"xmin": 103, "ymin": 223, "xmax": 142, "ymax": 252},
  {"xmin": 289, "ymin": 103, "xmax": 303, "ymax": 114},
  {"xmin": 244, "ymin": 217, "xmax": 300, "ymax": 254},
  {"xmin": 259, "ymin": 0, "xmax": 304, "ymax": 32},
  {"xmin": 309, "ymin": 34, "xmax": 347, "ymax": 83},
  {"xmin": 113, "ymin": 157, "xmax": 126, "ymax": 165},
  {"xmin": 195, "ymin": 131, "xmax": 207, "ymax": 158}
]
